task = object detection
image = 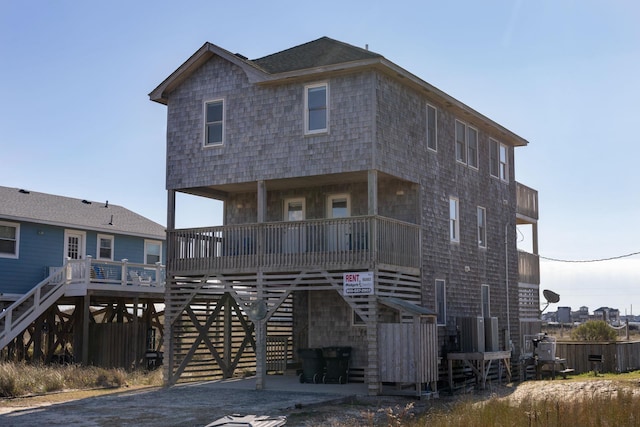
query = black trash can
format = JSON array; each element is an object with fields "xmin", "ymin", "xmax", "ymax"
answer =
[
  {"xmin": 322, "ymin": 346, "xmax": 351, "ymax": 384},
  {"xmin": 297, "ymin": 348, "xmax": 324, "ymax": 384}
]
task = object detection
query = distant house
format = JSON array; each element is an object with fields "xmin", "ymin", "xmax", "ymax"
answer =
[
  {"xmin": 149, "ymin": 37, "xmax": 540, "ymax": 395},
  {"xmin": 0, "ymin": 186, "xmax": 166, "ymax": 367},
  {"xmin": 593, "ymin": 307, "xmax": 620, "ymax": 324}
]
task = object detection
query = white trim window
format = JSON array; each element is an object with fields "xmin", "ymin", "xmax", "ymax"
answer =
[
  {"xmin": 426, "ymin": 104, "xmax": 437, "ymax": 151},
  {"xmin": 490, "ymin": 138, "xmax": 509, "ymax": 182},
  {"xmin": 304, "ymin": 83, "xmax": 328, "ymax": 134},
  {"xmin": 456, "ymin": 119, "xmax": 478, "ymax": 167},
  {"xmin": 455, "ymin": 120, "xmax": 466, "ymax": 163},
  {"xmin": 481, "ymin": 284, "xmax": 490, "ymax": 318},
  {"xmin": 449, "ymin": 197, "xmax": 459, "ymax": 243},
  {"xmin": 436, "ymin": 279, "xmax": 446, "ymax": 325},
  {"xmin": 477, "ymin": 206, "xmax": 487, "ymax": 248},
  {"xmin": 144, "ymin": 240, "xmax": 162, "ymax": 265},
  {"xmin": 467, "ymin": 126, "xmax": 478, "ymax": 168},
  {"xmin": 0, "ymin": 221, "xmax": 19, "ymax": 259},
  {"xmin": 204, "ymin": 99, "xmax": 224, "ymax": 146},
  {"xmin": 97, "ymin": 234, "xmax": 114, "ymax": 261}
]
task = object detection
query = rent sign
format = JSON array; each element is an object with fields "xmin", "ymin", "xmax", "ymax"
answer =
[{"xmin": 343, "ymin": 272, "xmax": 374, "ymax": 295}]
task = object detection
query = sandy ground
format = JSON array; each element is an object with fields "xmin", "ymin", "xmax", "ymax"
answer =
[{"xmin": 2, "ymin": 377, "xmax": 640, "ymax": 426}]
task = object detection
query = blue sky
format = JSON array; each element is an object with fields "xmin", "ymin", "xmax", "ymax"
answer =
[{"xmin": 1, "ymin": 1, "xmax": 638, "ymax": 314}]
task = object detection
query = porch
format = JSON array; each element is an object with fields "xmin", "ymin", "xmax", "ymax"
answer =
[{"xmin": 167, "ymin": 215, "xmax": 421, "ymax": 275}]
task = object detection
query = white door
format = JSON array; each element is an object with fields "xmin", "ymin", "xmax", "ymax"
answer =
[
  {"xmin": 327, "ymin": 194, "xmax": 351, "ymax": 251},
  {"xmin": 64, "ymin": 230, "xmax": 86, "ymax": 261},
  {"xmin": 64, "ymin": 230, "xmax": 86, "ymax": 279},
  {"xmin": 283, "ymin": 198, "xmax": 305, "ymax": 253}
]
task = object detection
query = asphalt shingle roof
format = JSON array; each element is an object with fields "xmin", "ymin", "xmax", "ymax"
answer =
[
  {"xmin": 252, "ymin": 36, "xmax": 382, "ymax": 74},
  {"xmin": 0, "ymin": 186, "xmax": 165, "ymax": 239}
]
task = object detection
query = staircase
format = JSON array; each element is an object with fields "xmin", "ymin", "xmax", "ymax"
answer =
[{"xmin": 0, "ymin": 265, "xmax": 69, "ymax": 349}]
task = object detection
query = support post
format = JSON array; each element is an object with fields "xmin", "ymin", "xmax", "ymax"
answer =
[{"xmin": 255, "ymin": 319, "xmax": 267, "ymax": 390}]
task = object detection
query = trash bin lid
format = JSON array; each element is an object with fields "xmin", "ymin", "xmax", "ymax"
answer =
[{"xmin": 205, "ymin": 414, "xmax": 287, "ymax": 427}]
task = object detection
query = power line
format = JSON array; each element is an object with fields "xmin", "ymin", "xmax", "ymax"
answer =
[{"xmin": 535, "ymin": 251, "xmax": 640, "ymax": 263}]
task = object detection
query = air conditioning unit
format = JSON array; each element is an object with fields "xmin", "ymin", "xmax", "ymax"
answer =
[
  {"xmin": 536, "ymin": 336, "xmax": 556, "ymax": 361},
  {"xmin": 457, "ymin": 317, "xmax": 485, "ymax": 352},
  {"xmin": 484, "ymin": 317, "xmax": 499, "ymax": 351}
]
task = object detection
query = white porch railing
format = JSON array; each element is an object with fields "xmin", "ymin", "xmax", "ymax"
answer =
[{"xmin": 0, "ymin": 258, "xmax": 166, "ymax": 350}]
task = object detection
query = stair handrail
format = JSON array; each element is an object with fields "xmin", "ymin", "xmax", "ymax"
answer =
[{"xmin": 0, "ymin": 260, "xmax": 71, "ymax": 348}]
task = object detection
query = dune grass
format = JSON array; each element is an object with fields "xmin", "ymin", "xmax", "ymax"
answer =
[{"xmin": 0, "ymin": 362, "xmax": 162, "ymax": 398}]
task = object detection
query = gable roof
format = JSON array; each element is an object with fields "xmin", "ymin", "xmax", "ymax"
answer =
[
  {"xmin": 0, "ymin": 186, "xmax": 165, "ymax": 240},
  {"xmin": 252, "ymin": 37, "xmax": 382, "ymax": 74},
  {"xmin": 149, "ymin": 36, "xmax": 528, "ymax": 147}
]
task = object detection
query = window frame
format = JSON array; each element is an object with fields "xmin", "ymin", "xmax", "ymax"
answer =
[
  {"xmin": 426, "ymin": 104, "xmax": 438, "ymax": 151},
  {"xmin": 477, "ymin": 206, "xmax": 487, "ymax": 248},
  {"xmin": 449, "ymin": 197, "xmax": 460, "ymax": 243},
  {"xmin": 490, "ymin": 138, "xmax": 509, "ymax": 182},
  {"xmin": 144, "ymin": 240, "xmax": 162, "ymax": 265},
  {"xmin": 96, "ymin": 234, "xmax": 114, "ymax": 261},
  {"xmin": 467, "ymin": 125, "xmax": 479, "ymax": 169},
  {"xmin": 436, "ymin": 279, "xmax": 446, "ymax": 326},
  {"xmin": 455, "ymin": 120, "xmax": 466, "ymax": 163},
  {"xmin": 352, "ymin": 309, "xmax": 365, "ymax": 327},
  {"xmin": 304, "ymin": 82, "xmax": 329, "ymax": 135},
  {"xmin": 0, "ymin": 220, "xmax": 19, "ymax": 259},
  {"xmin": 203, "ymin": 98, "xmax": 225, "ymax": 147}
]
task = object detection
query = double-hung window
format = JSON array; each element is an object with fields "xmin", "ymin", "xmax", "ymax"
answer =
[
  {"xmin": 97, "ymin": 234, "xmax": 114, "ymax": 260},
  {"xmin": 467, "ymin": 126, "xmax": 478, "ymax": 168},
  {"xmin": 449, "ymin": 197, "xmax": 459, "ymax": 243},
  {"xmin": 205, "ymin": 99, "xmax": 224, "ymax": 146},
  {"xmin": 490, "ymin": 138, "xmax": 509, "ymax": 181},
  {"xmin": 477, "ymin": 206, "xmax": 487, "ymax": 248},
  {"xmin": 455, "ymin": 120, "xmax": 466, "ymax": 163},
  {"xmin": 305, "ymin": 83, "xmax": 328, "ymax": 134},
  {"xmin": 436, "ymin": 279, "xmax": 446, "ymax": 325},
  {"xmin": 0, "ymin": 221, "xmax": 19, "ymax": 258},
  {"xmin": 456, "ymin": 120, "xmax": 478, "ymax": 167},
  {"xmin": 427, "ymin": 104, "xmax": 437, "ymax": 151}
]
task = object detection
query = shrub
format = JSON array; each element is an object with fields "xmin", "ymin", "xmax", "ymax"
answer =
[{"xmin": 571, "ymin": 320, "xmax": 618, "ymax": 341}]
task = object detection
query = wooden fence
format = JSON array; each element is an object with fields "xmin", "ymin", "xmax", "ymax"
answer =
[{"xmin": 556, "ymin": 341, "xmax": 640, "ymax": 374}]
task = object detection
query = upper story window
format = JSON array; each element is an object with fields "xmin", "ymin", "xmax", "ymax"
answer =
[
  {"xmin": 305, "ymin": 83, "xmax": 328, "ymax": 134},
  {"xmin": 490, "ymin": 138, "xmax": 509, "ymax": 182},
  {"xmin": 436, "ymin": 279, "xmax": 446, "ymax": 325},
  {"xmin": 426, "ymin": 104, "xmax": 437, "ymax": 151},
  {"xmin": 204, "ymin": 99, "xmax": 224, "ymax": 146},
  {"xmin": 97, "ymin": 234, "xmax": 114, "ymax": 260},
  {"xmin": 449, "ymin": 197, "xmax": 459, "ymax": 243},
  {"xmin": 456, "ymin": 120, "xmax": 478, "ymax": 168},
  {"xmin": 0, "ymin": 221, "xmax": 19, "ymax": 258},
  {"xmin": 477, "ymin": 206, "xmax": 487, "ymax": 248},
  {"xmin": 145, "ymin": 240, "xmax": 162, "ymax": 265}
]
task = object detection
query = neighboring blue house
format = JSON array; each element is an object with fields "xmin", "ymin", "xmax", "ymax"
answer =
[{"xmin": 0, "ymin": 185, "xmax": 166, "ymax": 367}]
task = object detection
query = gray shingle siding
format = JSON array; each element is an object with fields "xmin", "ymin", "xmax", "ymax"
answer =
[{"xmin": 166, "ymin": 59, "xmax": 376, "ymax": 190}]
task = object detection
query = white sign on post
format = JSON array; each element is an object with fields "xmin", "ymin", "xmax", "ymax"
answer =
[{"xmin": 343, "ymin": 272, "xmax": 374, "ymax": 295}]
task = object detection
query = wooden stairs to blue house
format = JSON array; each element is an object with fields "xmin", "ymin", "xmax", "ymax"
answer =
[{"xmin": 0, "ymin": 266, "xmax": 68, "ymax": 350}]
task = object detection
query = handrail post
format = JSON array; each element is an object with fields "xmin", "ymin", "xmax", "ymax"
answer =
[
  {"xmin": 85, "ymin": 255, "xmax": 93, "ymax": 285},
  {"xmin": 121, "ymin": 259, "xmax": 128, "ymax": 286}
]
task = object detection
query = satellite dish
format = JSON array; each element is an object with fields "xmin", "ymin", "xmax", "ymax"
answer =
[
  {"xmin": 541, "ymin": 289, "xmax": 560, "ymax": 313},
  {"xmin": 543, "ymin": 289, "xmax": 560, "ymax": 304}
]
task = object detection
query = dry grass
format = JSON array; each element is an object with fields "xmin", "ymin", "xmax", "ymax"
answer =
[{"xmin": 0, "ymin": 362, "xmax": 162, "ymax": 398}]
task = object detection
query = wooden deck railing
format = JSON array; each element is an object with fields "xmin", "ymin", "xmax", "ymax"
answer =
[
  {"xmin": 518, "ymin": 250, "xmax": 540, "ymax": 285},
  {"xmin": 168, "ymin": 216, "xmax": 421, "ymax": 273},
  {"xmin": 516, "ymin": 182, "xmax": 538, "ymax": 221}
]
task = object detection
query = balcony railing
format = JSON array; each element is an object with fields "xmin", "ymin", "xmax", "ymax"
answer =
[
  {"xmin": 516, "ymin": 182, "xmax": 538, "ymax": 221},
  {"xmin": 168, "ymin": 216, "xmax": 421, "ymax": 274},
  {"xmin": 518, "ymin": 250, "xmax": 540, "ymax": 285}
]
